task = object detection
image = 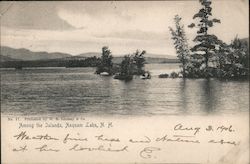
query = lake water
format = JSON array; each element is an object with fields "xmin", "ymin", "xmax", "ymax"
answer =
[{"xmin": 1, "ymin": 64, "xmax": 249, "ymax": 116}]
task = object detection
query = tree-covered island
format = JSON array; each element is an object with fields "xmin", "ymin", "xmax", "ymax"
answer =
[
  {"xmin": 165, "ymin": 0, "xmax": 249, "ymax": 79},
  {"xmin": 95, "ymin": 47, "xmax": 150, "ymax": 80}
]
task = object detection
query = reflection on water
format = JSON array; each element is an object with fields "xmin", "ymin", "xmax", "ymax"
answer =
[{"xmin": 1, "ymin": 64, "xmax": 249, "ymax": 116}]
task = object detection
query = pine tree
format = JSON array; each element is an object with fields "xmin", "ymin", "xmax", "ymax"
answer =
[
  {"xmin": 169, "ymin": 15, "xmax": 189, "ymax": 77},
  {"xmin": 188, "ymin": 0, "xmax": 221, "ymax": 75}
]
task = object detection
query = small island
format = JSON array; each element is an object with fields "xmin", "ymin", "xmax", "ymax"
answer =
[{"xmin": 95, "ymin": 47, "xmax": 150, "ymax": 81}]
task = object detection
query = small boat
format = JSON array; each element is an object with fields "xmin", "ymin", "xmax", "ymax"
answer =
[
  {"xmin": 100, "ymin": 72, "xmax": 110, "ymax": 76},
  {"xmin": 140, "ymin": 72, "xmax": 151, "ymax": 79}
]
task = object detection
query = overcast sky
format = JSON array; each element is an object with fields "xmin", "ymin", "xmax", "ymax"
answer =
[{"xmin": 0, "ymin": 0, "xmax": 249, "ymax": 56}]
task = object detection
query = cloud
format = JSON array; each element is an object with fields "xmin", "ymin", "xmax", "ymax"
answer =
[
  {"xmin": 0, "ymin": 1, "xmax": 76, "ymax": 30},
  {"xmin": 56, "ymin": 1, "xmax": 179, "ymax": 34}
]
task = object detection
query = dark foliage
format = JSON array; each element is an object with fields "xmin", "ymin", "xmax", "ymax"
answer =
[
  {"xmin": 96, "ymin": 46, "xmax": 113, "ymax": 74},
  {"xmin": 188, "ymin": 0, "xmax": 221, "ymax": 70}
]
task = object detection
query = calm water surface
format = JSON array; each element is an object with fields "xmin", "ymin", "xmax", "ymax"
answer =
[{"xmin": 1, "ymin": 64, "xmax": 249, "ymax": 116}]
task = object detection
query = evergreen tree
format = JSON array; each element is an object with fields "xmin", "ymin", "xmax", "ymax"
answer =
[
  {"xmin": 169, "ymin": 15, "xmax": 190, "ymax": 77},
  {"xmin": 188, "ymin": 0, "xmax": 221, "ymax": 75}
]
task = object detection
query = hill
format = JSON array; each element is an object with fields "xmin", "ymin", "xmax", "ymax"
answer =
[{"xmin": 0, "ymin": 46, "xmax": 72, "ymax": 61}]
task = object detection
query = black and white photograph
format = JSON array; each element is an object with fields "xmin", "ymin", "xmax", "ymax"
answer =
[{"xmin": 0, "ymin": 0, "xmax": 249, "ymax": 163}]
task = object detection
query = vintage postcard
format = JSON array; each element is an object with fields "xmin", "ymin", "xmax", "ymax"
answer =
[{"xmin": 0, "ymin": 0, "xmax": 249, "ymax": 163}]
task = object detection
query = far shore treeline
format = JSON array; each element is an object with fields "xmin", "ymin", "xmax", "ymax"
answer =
[{"xmin": 0, "ymin": 56, "xmax": 101, "ymax": 68}]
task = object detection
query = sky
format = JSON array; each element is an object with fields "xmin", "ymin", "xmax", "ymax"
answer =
[{"xmin": 0, "ymin": 0, "xmax": 249, "ymax": 56}]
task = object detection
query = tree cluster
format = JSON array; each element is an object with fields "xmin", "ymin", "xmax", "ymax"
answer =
[
  {"xmin": 119, "ymin": 50, "xmax": 147, "ymax": 76},
  {"xmin": 95, "ymin": 47, "xmax": 147, "ymax": 77},
  {"xmin": 170, "ymin": 0, "xmax": 249, "ymax": 79}
]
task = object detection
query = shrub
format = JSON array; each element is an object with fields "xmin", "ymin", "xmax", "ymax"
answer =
[{"xmin": 159, "ymin": 73, "xmax": 169, "ymax": 78}]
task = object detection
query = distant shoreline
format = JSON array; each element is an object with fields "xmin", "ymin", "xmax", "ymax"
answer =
[
  {"xmin": 0, "ymin": 54, "xmax": 179, "ymax": 69},
  {"xmin": 0, "ymin": 62, "xmax": 179, "ymax": 69}
]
